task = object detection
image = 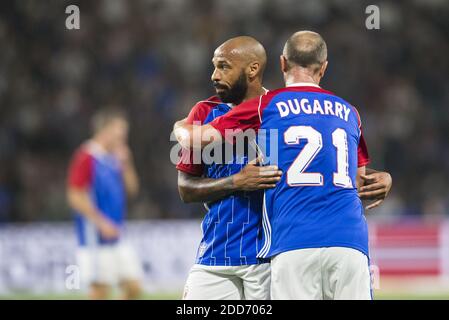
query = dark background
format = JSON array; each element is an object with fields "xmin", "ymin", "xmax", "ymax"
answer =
[{"xmin": 0, "ymin": 0, "xmax": 447, "ymax": 222}]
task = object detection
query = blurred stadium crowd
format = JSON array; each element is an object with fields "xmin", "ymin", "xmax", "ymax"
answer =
[{"xmin": 0, "ymin": 0, "xmax": 447, "ymax": 222}]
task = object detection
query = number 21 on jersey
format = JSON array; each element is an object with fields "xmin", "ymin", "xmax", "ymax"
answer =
[{"xmin": 284, "ymin": 126, "xmax": 353, "ymax": 188}]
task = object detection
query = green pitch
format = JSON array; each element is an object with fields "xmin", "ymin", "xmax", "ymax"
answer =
[
  {"xmin": 1, "ymin": 291, "xmax": 449, "ymax": 300},
  {"xmin": 0, "ymin": 292, "xmax": 180, "ymax": 300}
]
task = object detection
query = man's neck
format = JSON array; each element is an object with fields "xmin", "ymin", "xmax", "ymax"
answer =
[
  {"xmin": 287, "ymin": 82, "xmax": 320, "ymax": 88},
  {"xmin": 242, "ymin": 85, "xmax": 266, "ymax": 103},
  {"xmin": 91, "ymin": 137, "xmax": 110, "ymax": 154},
  {"xmin": 284, "ymin": 70, "xmax": 320, "ymax": 87}
]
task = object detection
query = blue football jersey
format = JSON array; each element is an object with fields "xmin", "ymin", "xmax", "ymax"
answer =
[
  {"xmin": 210, "ymin": 85, "xmax": 371, "ymax": 258},
  {"xmin": 68, "ymin": 142, "xmax": 126, "ymax": 246},
  {"xmin": 177, "ymin": 96, "xmax": 266, "ymax": 266}
]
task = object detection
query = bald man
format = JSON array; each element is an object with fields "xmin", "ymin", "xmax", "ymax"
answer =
[
  {"xmin": 176, "ymin": 34, "xmax": 392, "ymax": 300},
  {"xmin": 177, "ymin": 36, "xmax": 279, "ymax": 300},
  {"xmin": 175, "ymin": 31, "xmax": 392, "ymax": 299}
]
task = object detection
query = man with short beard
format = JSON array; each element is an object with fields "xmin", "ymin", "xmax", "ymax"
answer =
[{"xmin": 176, "ymin": 36, "xmax": 392, "ymax": 300}]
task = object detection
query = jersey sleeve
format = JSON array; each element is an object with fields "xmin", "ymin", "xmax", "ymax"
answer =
[
  {"xmin": 176, "ymin": 101, "xmax": 211, "ymax": 176},
  {"xmin": 358, "ymin": 131, "xmax": 370, "ymax": 167},
  {"xmin": 208, "ymin": 96, "xmax": 262, "ymax": 142},
  {"xmin": 351, "ymin": 105, "xmax": 370, "ymax": 167},
  {"xmin": 67, "ymin": 150, "xmax": 94, "ymax": 189}
]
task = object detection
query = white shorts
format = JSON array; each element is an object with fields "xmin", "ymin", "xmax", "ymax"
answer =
[
  {"xmin": 183, "ymin": 263, "xmax": 271, "ymax": 300},
  {"xmin": 271, "ymin": 247, "xmax": 372, "ymax": 300},
  {"xmin": 76, "ymin": 243, "xmax": 143, "ymax": 287}
]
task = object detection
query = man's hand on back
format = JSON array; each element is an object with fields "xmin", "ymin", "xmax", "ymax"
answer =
[
  {"xmin": 358, "ymin": 171, "xmax": 392, "ymax": 210},
  {"xmin": 233, "ymin": 158, "xmax": 283, "ymax": 191}
]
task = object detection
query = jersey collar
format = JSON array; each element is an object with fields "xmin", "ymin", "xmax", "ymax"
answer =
[
  {"xmin": 86, "ymin": 140, "xmax": 110, "ymax": 161},
  {"xmin": 286, "ymin": 82, "xmax": 321, "ymax": 88}
]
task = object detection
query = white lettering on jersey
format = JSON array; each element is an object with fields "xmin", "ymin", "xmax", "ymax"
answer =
[{"xmin": 276, "ymin": 98, "xmax": 351, "ymax": 121}]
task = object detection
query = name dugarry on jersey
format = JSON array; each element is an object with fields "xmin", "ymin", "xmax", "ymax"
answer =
[
  {"xmin": 209, "ymin": 84, "xmax": 371, "ymax": 259},
  {"xmin": 177, "ymin": 96, "xmax": 266, "ymax": 266}
]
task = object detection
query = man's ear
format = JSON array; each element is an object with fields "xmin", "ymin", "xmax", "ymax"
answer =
[
  {"xmin": 280, "ymin": 55, "xmax": 288, "ymax": 73},
  {"xmin": 318, "ymin": 61, "xmax": 328, "ymax": 78},
  {"xmin": 248, "ymin": 61, "xmax": 260, "ymax": 80}
]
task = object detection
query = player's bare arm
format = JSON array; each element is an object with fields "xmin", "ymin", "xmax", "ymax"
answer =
[
  {"xmin": 356, "ymin": 166, "xmax": 366, "ymax": 191},
  {"xmin": 358, "ymin": 168, "xmax": 392, "ymax": 210},
  {"xmin": 114, "ymin": 143, "xmax": 140, "ymax": 198},
  {"xmin": 174, "ymin": 119, "xmax": 222, "ymax": 150},
  {"xmin": 66, "ymin": 187, "xmax": 120, "ymax": 239},
  {"xmin": 178, "ymin": 159, "xmax": 282, "ymax": 203},
  {"xmin": 174, "ymin": 116, "xmax": 392, "ymax": 210}
]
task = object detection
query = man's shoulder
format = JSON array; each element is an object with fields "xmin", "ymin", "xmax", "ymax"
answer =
[
  {"xmin": 238, "ymin": 87, "xmax": 333, "ymax": 112},
  {"xmin": 194, "ymin": 95, "xmax": 223, "ymax": 110},
  {"xmin": 188, "ymin": 95, "xmax": 224, "ymax": 123},
  {"xmin": 67, "ymin": 143, "xmax": 95, "ymax": 185},
  {"xmin": 71, "ymin": 143, "xmax": 93, "ymax": 163},
  {"xmin": 71, "ymin": 141, "xmax": 114, "ymax": 165},
  {"xmin": 266, "ymin": 86, "xmax": 335, "ymax": 99},
  {"xmin": 197, "ymin": 95, "xmax": 222, "ymax": 104}
]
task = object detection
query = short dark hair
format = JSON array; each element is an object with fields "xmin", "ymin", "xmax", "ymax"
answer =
[
  {"xmin": 91, "ymin": 107, "xmax": 127, "ymax": 134},
  {"xmin": 284, "ymin": 31, "xmax": 327, "ymax": 73}
]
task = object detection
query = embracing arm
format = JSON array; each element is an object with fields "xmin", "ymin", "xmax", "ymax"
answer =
[
  {"xmin": 178, "ymin": 171, "xmax": 237, "ymax": 203},
  {"xmin": 174, "ymin": 97, "xmax": 260, "ymax": 150},
  {"xmin": 358, "ymin": 167, "xmax": 392, "ymax": 210},
  {"xmin": 174, "ymin": 119, "xmax": 222, "ymax": 150},
  {"xmin": 178, "ymin": 158, "xmax": 282, "ymax": 203},
  {"xmin": 356, "ymin": 166, "xmax": 366, "ymax": 190},
  {"xmin": 356, "ymin": 123, "xmax": 392, "ymax": 209}
]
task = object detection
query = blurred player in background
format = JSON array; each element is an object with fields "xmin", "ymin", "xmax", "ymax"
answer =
[
  {"xmin": 176, "ymin": 36, "xmax": 392, "ymax": 300},
  {"xmin": 66, "ymin": 108, "xmax": 143, "ymax": 300}
]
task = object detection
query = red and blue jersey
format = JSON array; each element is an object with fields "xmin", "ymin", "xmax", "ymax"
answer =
[
  {"xmin": 177, "ymin": 96, "xmax": 266, "ymax": 266},
  {"xmin": 67, "ymin": 142, "xmax": 126, "ymax": 246},
  {"xmin": 209, "ymin": 84, "xmax": 371, "ymax": 258}
]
